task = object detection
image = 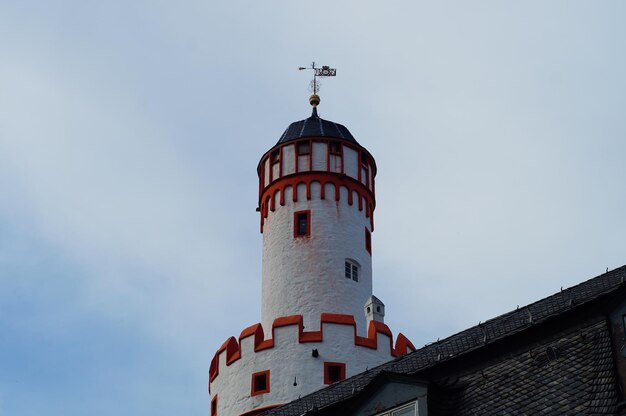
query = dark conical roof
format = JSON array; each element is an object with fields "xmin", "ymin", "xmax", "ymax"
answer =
[{"xmin": 277, "ymin": 107, "xmax": 358, "ymax": 145}]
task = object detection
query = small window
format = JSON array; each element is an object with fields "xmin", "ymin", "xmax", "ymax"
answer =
[
  {"xmin": 210, "ymin": 396, "xmax": 217, "ymax": 416},
  {"xmin": 294, "ymin": 210, "xmax": 310, "ymax": 238},
  {"xmin": 361, "ymin": 153, "xmax": 369, "ymax": 166},
  {"xmin": 297, "ymin": 142, "xmax": 310, "ymax": 155},
  {"xmin": 251, "ymin": 370, "xmax": 270, "ymax": 396},
  {"xmin": 271, "ymin": 149, "xmax": 280, "ymax": 164},
  {"xmin": 365, "ymin": 228, "xmax": 372, "ymax": 255},
  {"xmin": 324, "ymin": 362, "xmax": 346, "ymax": 384},
  {"xmin": 345, "ymin": 259, "xmax": 359, "ymax": 282},
  {"xmin": 329, "ymin": 141, "xmax": 342, "ymax": 155},
  {"xmin": 392, "ymin": 403, "xmax": 417, "ymax": 416}
]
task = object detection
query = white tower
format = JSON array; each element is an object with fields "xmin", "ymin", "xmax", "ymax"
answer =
[{"xmin": 208, "ymin": 95, "xmax": 415, "ymax": 416}]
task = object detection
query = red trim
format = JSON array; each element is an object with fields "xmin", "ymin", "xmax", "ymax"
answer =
[
  {"xmin": 259, "ymin": 172, "xmax": 375, "ymax": 233},
  {"xmin": 327, "ymin": 140, "xmax": 343, "ymax": 174},
  {"xmin": 395, "ymin": 333, "xmax": 417, "ymax": 356},
  {"xmin": 211, "ymin": 395, "xmax": 218, "ymax": 416},
  {"xmin": 269, "ymin": 150, "xmax": 279, "ymax": 183},
  {"xmin": 251, "ymin": 369, "xmax": 270, "ymax": 396},
  {"xmin": 239, "ymin": 404, "xmax": 283, "ymax": 416},
  {"xmin": 296, "ymin": 141, "xmax": 311, "ymax": 173},
  {"xmin": 365, "ymin": 228, "xmax": 372, "ymax": 255},
  {"xmin": 293, "ymin": 210, "xmax": 311, "ymax": 238},
  {"xmin": 258, "ymin": 137, "xmax": 377, "ymax": 176},
  {"xmin": 323, "ymin": 361, "xmax": 346, "ymax": 384},
  {"xmin": 294, "ymin": 142, "xmax": 299, "ymax": 173},
  {"xmin": 209, "ymin": 314, "xmax": 412, "ymax": 384},
  {"xmin": 279, "ymin": 146, "xmax": 283, "ymax": 178}
]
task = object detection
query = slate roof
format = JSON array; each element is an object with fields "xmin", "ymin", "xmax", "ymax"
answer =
[
  {"xmin": 428, "ymin": 319, "xmax": 618, "ymax": 415},
  {"xmin": 277, "ymin": 108, "xmax": 358, "ymax": 145},
  {"xmin": 261, "ymin": 265, "xmax": 626, "ymax": 416}
]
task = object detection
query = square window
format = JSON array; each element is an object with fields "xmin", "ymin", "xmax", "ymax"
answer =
[
  {"xmin": 345, "ymin": 260, "xmax": 359, "ymax": 282},
  {"xmin": 294, "ymin": 211, "xmax": 310, "ymax": 238},
  {"xmin": 271, "ymin": 150, "xmax": 280, "ymax": 164},
  {"xmin": 324, "ymin": 362, "xmax": 346, "ymax": 384},
  {"xmin": 297, "ymin": 142, "xmax": 310, "ymax": 155},
  {"xmin": 251, "ymin": 370, "xmax": 270, "ymax": 396}
]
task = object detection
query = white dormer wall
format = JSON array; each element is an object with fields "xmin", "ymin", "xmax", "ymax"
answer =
[{"xmin": 260, "ymin": 139, "xmax": 376, "ymax": 190}]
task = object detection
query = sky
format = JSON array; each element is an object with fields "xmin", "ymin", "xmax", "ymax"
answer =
[{"xmin": 1, "ymin": 1, "xmax": 625, "ymax": 415}]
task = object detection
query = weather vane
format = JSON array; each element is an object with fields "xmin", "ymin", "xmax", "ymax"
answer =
[{"xmin": 298, "ymin": 62, "xmax": 336, "ymax": 106}]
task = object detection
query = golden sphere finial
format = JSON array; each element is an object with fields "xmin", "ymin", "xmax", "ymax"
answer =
[{"xmin": 309, "ymin": 94, "xmax": 320, "ymax": 107}]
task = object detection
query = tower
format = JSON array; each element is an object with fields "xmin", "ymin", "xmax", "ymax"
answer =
[{"xmin": 209, "ymin": 91, "xmax": 415, "ymax": 416}]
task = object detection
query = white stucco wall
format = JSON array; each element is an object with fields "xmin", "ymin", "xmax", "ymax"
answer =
[
  {"xmin": 263, "ymin": 159, "xmax": 270, "ymax": 188},
  {"xmin": 311, "ymin": 142, "xmax": 326, "ymax": 171},
  {"xmin": 261, "ymin": 183, "xmax": 373, "ymax": 332},
  {"xmin": 209, "ymin": 320, "xmax": 397, "ymax": 416},
  {"xmin": 282, "ymin": 144, "xmax": 295, "ymax": 176},
  {"xmin": 344, "ymin": 147, "xmax": 358, "ymax": 180},
  {"xmin": 297, "ymin": 155, "xmax": 309, "ymax": 172},
  {"xmin": 329, "ymin": 154, "xmax": 342, "ymax": 173}
]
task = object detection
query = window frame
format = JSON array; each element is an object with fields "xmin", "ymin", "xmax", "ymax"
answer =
[
  {"xmin": 293, "ymin": 210, "xmax": 311, "ymax": 238},
  {"xmin": 297, "ymin": 141, "xmax": 310, "ymax": 156},
  {"xmin": 365, "ymin": 228, "xmax": 372, "ymax": 255},
  {"xmin": 251, "ymin": 370, "xmax": 271, "ymax": 396},
  {"xmin": 345, "ymin": 259, "xmax": 360, "ymax": 282},
  {"xmin": 329, "ymin": 141, "xmax": 342, "ymax": 156},
  {"xmin": 323, "ymin": 362, "xmax": 346, "ymax": 385},
  {"xmin": 374, "ymin": 401, "xmax": 418, "ymax": 416}
]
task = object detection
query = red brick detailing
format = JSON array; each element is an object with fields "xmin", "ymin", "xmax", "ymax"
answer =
[
  {"xmin": 251, "ymin": 370, "xmax": 270, "ymax": 396},
  {"xmin": 259, "ymin": 172, "xmax": 375, "ymax": 232},
  {"xmin": 395, "ymin": 333, "xmax": 417, "ymax": 356},
  {"xmin": 208, "ymin": 314, "xmax": 414, "ymax": 384},
  {"xmin": 323, "ymin": 361, "xmax": 346, "ymax": 384},
  {"xmin": 210, "ymin": 395, "xmax": 217, "ymax": 416}
]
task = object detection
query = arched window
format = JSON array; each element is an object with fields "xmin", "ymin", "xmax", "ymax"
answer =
[{"xmin": 345, "ymin": 259, "xmax": 359, "ymax": 282}]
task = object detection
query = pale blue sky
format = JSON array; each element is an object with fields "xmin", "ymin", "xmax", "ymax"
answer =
[{"xmin": 1, "ymin": 1, "xmax": 625, "ymax": 415}]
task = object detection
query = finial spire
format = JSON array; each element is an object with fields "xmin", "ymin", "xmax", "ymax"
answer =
[{"xmin": 298, "ymin": 61, "xmax": 336, "ymax": 108}]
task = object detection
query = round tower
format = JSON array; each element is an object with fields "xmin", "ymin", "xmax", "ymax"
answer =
[
  {"xmin": 258, "ymin": 102, "xmax": 376, "ymax": 332},
  {"xmin": 208, "ymin": 97, "xmax": 415, "ymax": 416}
]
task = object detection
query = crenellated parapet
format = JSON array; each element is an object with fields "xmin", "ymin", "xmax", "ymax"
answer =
[
  {"xmin": 208, "ymin": 314, "xmax": 415, "ymax": 416},
  {"xmin": 259, "ymin": 173, "xmax": 375, "ymax": 233}
]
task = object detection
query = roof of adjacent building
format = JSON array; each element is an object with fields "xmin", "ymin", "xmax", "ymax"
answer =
[
  {"xmin": 262, "ymin": 265, "xmax": 626, "ymax": 416},
  {"xmin": 277, "ymin": 107, "xmax": 358, "ymax": 145}
]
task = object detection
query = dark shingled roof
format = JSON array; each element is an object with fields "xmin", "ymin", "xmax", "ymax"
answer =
[
  {"xmin": 428, "ymin": 319, "xmax": 618, "ymax": 415},
  {"xmin": 277, "ymin": 108, "xmax": 358, "ymax": 145},
  {"xmin": 262, "ymin": 266, "xmax": 626, "ymax": 416}
]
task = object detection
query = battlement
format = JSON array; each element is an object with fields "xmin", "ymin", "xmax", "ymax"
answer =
[
  {"xmin": 259, "ymin": 174, "xmax": 375, "ymax": 233},
  {"xmin": 209, "ymin": 313, "xmax": 415, "ymax": 386}
]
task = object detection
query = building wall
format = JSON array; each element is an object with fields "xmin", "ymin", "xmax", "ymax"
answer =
[
  {"xmin": 209, "ymin": 315, "xmax": 413, "ymax": 416},
  {"xmin": 261, "ymin": 183, "xmax": 372, "ymax": 332}
]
